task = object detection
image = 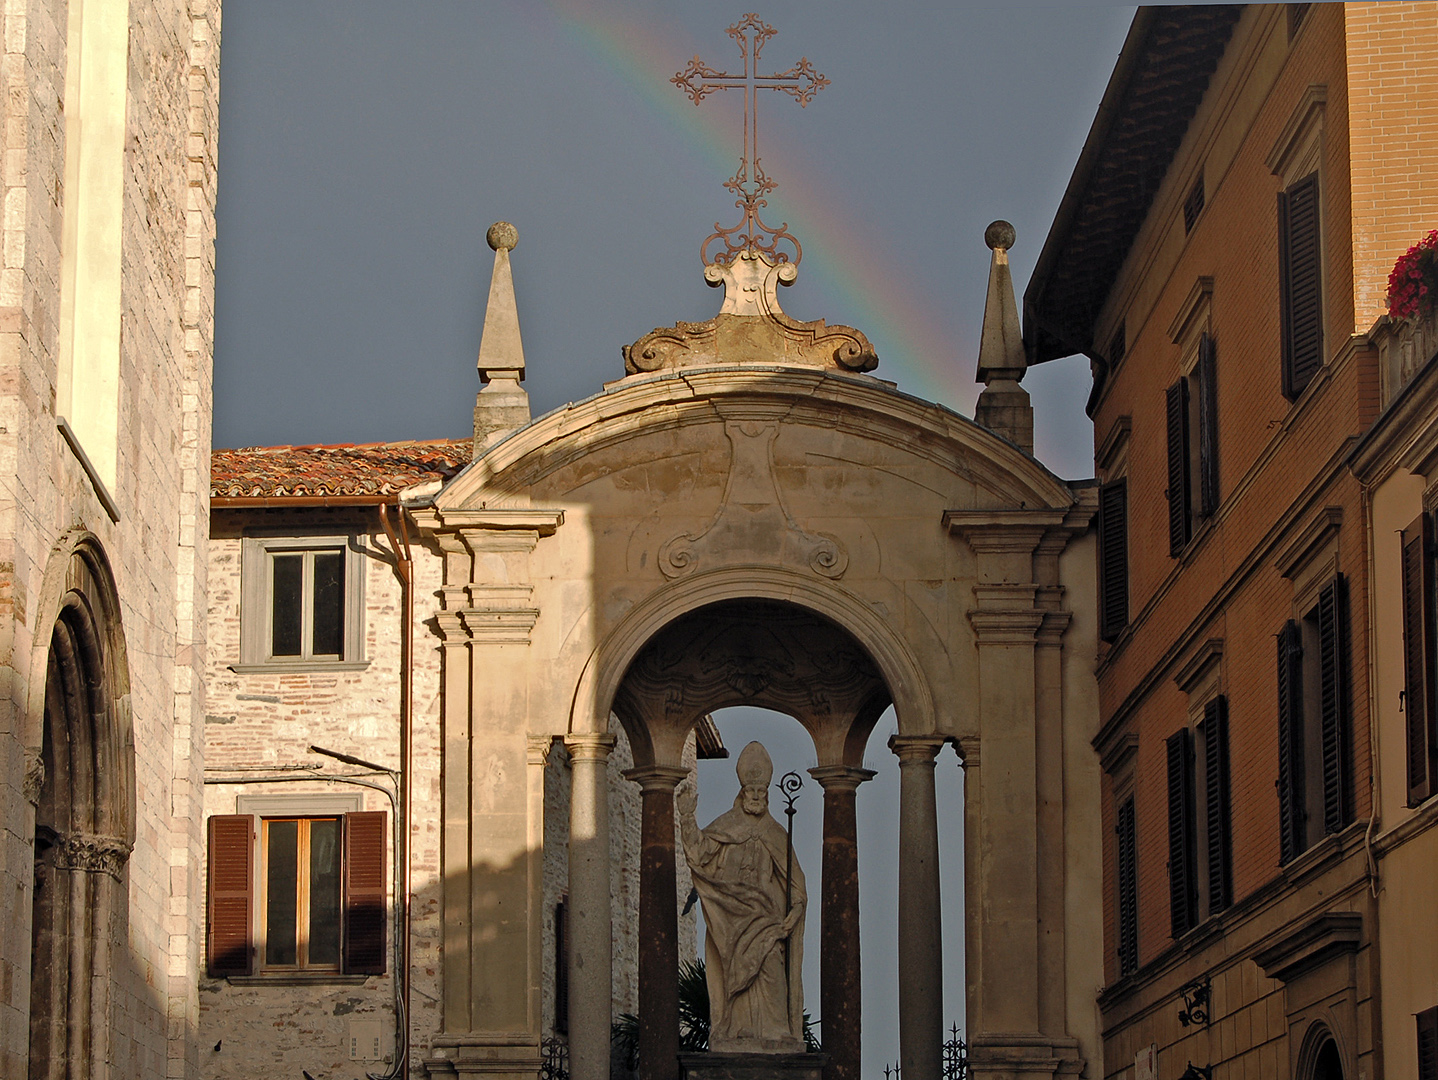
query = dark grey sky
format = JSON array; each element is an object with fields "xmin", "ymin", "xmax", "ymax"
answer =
[
  {"xmin": 214, "ymin": 1, "xmax": 1135, "ymax": 481},
  {"xmin": 212, "ymin": 3, "xmax": 1138, "ymax": 1069}
]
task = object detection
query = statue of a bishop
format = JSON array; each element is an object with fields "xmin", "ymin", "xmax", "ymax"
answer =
[{"xmin": 677, "ymin": 741, "xmax": 806, "ymax": 1053}]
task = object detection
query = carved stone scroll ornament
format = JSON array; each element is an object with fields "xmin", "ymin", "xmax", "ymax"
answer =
[
  {"xmin": 623, "ymin": 253, "xmax": 878, "ymax": 375},
  {"xmin": 658, "ymin": 418, "xmax": 847, "ymax": 580}
]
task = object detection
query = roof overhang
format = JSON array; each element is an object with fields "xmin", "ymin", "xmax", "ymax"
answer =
[{"xmin": 1022, "ymin": 5, "xmax": 1243, "ymax": 390}]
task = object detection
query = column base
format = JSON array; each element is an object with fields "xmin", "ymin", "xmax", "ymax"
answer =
[
  {"xmin": 680, "ymin": 1052, "xmax": 828, "ymax": 1080},
  {"xmin": 966, "ymin": 1034, "xmax": 1082, "ymax": 1080},
  {"xmin": 424, "ymin": 1036, "xmax": 544, "ymax": 1079}
]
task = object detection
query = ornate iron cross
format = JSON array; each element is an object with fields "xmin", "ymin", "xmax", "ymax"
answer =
[{"xmin": 672, "ymin": 14, "xmax": 829, "ymax": 266}]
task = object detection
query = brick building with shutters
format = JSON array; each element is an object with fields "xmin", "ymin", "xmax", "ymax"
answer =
[
  {"xmin": 1025, "ymin": 5, "xmax": 1438, "ymax": 1079},
  {"xmin": 199, "ymin": 440, "xmax": 709, "ymax": 1078}
]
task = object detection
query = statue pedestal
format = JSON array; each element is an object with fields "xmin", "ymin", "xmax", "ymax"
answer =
[{"xmin": 679, "ymin": 1053, "xmax": 827, "ymax": 1080}]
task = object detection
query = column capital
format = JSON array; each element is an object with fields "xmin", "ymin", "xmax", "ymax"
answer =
[
  {"xmin": 564, "ymin": 732, "xmax": 617, "ymax": 763},
  {"xmin": 527, "ymin": 734, "xmax": 557, "ymax": 766},
  {"xmin": 808, "ymin": 764, "xmax": 877, "ymax": 793},
  {"xmin": 622, "ymin": 764, "xmax": 689, "ymax": 792},
  {"xmin": 888, "ymin": 734, "xmax": 950, "ymax": 765}
]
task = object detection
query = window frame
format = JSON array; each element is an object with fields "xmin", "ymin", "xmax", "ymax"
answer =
[
  {"xmin": 1268, "ymin": 86, "xmax": 1327, "ymax": 402},
  {"xmin": 237, "ymin": 534, "xmax": 367, "ymax": 671},
  {"xmin": 259, "ymin": 815, "xmax": 345, "ymax": 973}
]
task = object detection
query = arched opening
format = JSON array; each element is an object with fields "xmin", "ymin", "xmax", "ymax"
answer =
[
  {"xmin": 27, "ymin": 540, "xmax": 133, "ymax": 1080},
  {"xmin": 608, "ymin": 598, "xmax": 946, "ymax": 1080},
  {"xmin": 1310, "ymin": 1037, "xmax": 1344, "ymax": 1080}
]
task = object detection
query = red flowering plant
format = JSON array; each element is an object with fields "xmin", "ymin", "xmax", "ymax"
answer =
[{"xmin": 1387, "ymin": 230, "xmax": 1438, "ymax": 320}]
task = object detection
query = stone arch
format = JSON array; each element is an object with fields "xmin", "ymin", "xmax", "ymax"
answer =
[
  {"xmin": 1295, "ymin": 1019, "xmax": 1348, "ymax": 1080},
  {"xmin": 567, "ymin": 564, "xmax": 939, "ymax": 746},
  {"xmin": 25, "ymin": 532, "xmax": 135, "ymax": 1080}
]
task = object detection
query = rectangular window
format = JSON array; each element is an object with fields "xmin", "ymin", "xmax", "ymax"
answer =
[
  {"xmin": 1201, "ymin": 696, "xmax": 1232, "ymax": 913},
  {"xmin": 1166, "ymin": 729, "xmax": 1198, "ymax": 937},
  {"xmin": 555, "ymin": 899, "xmax": 570, "ymax": 1034},
  {"xmin": 1116, "ymin": 797, "xmax": 1138, "ymax": 975},
  {"xmin": 205, "ymin": 810, "xmax": 387, "ymax": 977},
  {"xmin": 239, "ymin": 536, "xmax": 366, "ymax": 669},
  {"xmin": 1099, "ymin": 479, "xmax": 1129, "ymax": 642},
  {"xmin": 1167, "ymin": 379, "xmax": 1193, "ymax": 555},
  {"xmin": 1167, "ymin": 333, "xmax": 1221, "ymax": 558},
  {"xmin": 1276, "ymin": 575, "xmax": 1353, "ymax": 861},
  {"xmin": 1279, "ymin": 172, "xmax": 1323, "ymax": 399},
  {"xmin": 1183, "ymin": 172, "xmax": 1205, "ymax": 234},
  {"xmin": 262, "ymin": 817, "xmax": 343, "ymax": 970},
  {"xmin": 1402, "ymin": 513, "xmax": 1438, "ymax": 806},
  {"xmin": 1420, "ymin": 1005, "xmax": 1438, "ymax": 1080}
]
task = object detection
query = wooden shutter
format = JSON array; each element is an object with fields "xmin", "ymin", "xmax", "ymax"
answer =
[
  {"xmin": 1116, "ymin": 798, "xmax": 1138, "ymax": 975},
  {"xmin": 1403, "ymin": 514, "xmax": 1438, "ymax": 805},
  {"xmin": 1098, "ymin": 480, "xmax": 1129, "ymax": 642},
  {"xmin": 1420, "ymin": 1005, "xmax": 1438, "ymax": 1080},
  {"xmin": 1166, "ymin": 379, "xmax": 1192, "ymax": 556},
  {"xmin": 1277, "ymin": 620, "xmax": 1306, "ymax": 863},
  {"xmin": 1197, "ymin": 334, "xmax": 1219, "ymax": 517},
  {"xmin": 207, "ymin": 815, "xmax": 254, "ymax": 977},
  {"xmin": 1202, "ymin": 696, "xmax": 1232, "ymax": 914},
  {"xmin": 1279, "ymin": 174, "xmax": 1323, "ymax": 399},
  {"xmin": 1318, "ymin": 576, "xmax": 1351, "ymax": 834},
  {"xmin": 1166, "ymin": 729, "xmax": 1197, "ymax": 936},
  {"xmin": 343, "ymin": 811, "xmax": 388, "ymax": 975}
]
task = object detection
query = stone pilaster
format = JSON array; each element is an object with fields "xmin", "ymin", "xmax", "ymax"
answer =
[{"xmin": 565, "ymin": 733, "xmax": 617, "ymax": 1080}]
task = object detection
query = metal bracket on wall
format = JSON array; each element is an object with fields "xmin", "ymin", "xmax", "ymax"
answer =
[{"xmin": 1177, "ymin": 973, "xmax": 1212, "ymax": 1027}]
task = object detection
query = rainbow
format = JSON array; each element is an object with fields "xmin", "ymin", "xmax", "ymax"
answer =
[{"xmin": 534, "ymin": 1, "xmax": 977, "ymax": 411}]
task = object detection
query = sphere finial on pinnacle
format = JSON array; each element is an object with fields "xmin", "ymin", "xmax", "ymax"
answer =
[
  {"xmin": 985, "ymin": 220, "xmax": 1016, "ymax": 252},
  {"xmin": 487, "ymin": 221, "xmax": 518, "ymax": 252}
]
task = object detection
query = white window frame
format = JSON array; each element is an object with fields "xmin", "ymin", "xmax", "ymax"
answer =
[{"xmin": 235, "ymin": 534, "xmax": 368, "ymax": 672}]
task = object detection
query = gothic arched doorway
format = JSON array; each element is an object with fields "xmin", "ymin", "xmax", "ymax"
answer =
[{"xmin": 26, "ymin": 536, "xmax": 134, "ymax": 1080}]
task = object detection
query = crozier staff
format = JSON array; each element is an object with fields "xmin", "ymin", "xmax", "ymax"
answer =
[{"xmin": 677, "ymin": 741, "xmax": 806, "ymax": 1053}]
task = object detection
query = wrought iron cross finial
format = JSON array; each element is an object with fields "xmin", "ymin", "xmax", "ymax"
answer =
[{"xmin": 672, "ymin": 14, "xmax": 829, "ymax": 266}]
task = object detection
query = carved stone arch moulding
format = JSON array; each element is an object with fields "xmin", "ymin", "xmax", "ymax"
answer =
[
  {"xmin": 24, "ymin": 529, "xmax": 136, "ymax": 846},
  {"xmin": 566, "ymin": 564, "xmax": 937, "ymax": 744},
  {"xmin": 1294, "ymin": 1016, "xmax": 1349, "ymax": 1080}
]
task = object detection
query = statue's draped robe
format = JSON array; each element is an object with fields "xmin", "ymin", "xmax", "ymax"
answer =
[{"xmin": 682, "ymin": 797, "xmax": 806, "ymax": 1051}]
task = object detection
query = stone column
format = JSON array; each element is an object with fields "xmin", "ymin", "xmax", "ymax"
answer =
[
  {"xmin": 809, "ymin": 764, "xmax": 875, "ymax": 1080},
  {"xmin": 625, "ymin": 765, "xmax": 689, "ymax": 1080},
  {"xmin": 565, "ymin": 733, "xmax": 616, "ymax": 1080},
  {"xmin": 890, "ymin": 736, "xmax": 948, "ymax": 1080}
]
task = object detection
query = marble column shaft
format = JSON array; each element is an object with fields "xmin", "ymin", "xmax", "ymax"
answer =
[
  {"xmin": 890, "ymin": 735, "xmax": 948, "ymax": 1080},
  {"xmin": 627, "ymin": 765, "xmax": 688, "ymax": 1080},
  {"xmin": 566, "ymin": 734, "xmax": 616, "ymax": 1080},
  {"xmin": 810, "ymin": 765, "xmax": 875, "ymax": 1080}
]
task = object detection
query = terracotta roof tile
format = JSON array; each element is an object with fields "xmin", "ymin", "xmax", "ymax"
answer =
[{"xmin": 211, "ymin": 439, "xmax": 472, "ymax": 499}]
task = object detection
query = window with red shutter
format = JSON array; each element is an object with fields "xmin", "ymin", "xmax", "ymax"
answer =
[
  {"xmin": 343, "ymin": 811, "xmax": 388, "ymax": 975},
  {"xmin": 1279, "ymin": 173, "xmax": 1323, "ymax": 399},
  {"xmin": 1402, "ymin": 514, "xmax": 1438, "ymax": 806},
  {"xmin": 1098, "ymin": 480, "xmax": 1129, "ymax": 642},
  {"xmin": 207, "ymin": 815, "xmax": 255, "ymax": 977}
]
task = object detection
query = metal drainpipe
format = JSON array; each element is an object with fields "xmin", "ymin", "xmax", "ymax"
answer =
[{"xmin": 379, "ymin": 503, "xmax": 415, "ymax": 1077}]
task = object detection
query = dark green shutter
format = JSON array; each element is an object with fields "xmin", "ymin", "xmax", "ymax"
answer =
[
  {"xmin": 1318, "ymin": 576, "xmax": 1351, "ymax": 834},
  {"xmin": 1197, "ymin": 334, "xmax": 1220, "ymax": 517},
  {"xmin": 1116, "ymin": 797, "xmax": 1138, "ymax": 975},
  {"xmin": 1203, "ymin": 696, "xmax": 1232, "ymax": 913},
  {"xmin": 1099, "ymin": 480, "xmax": 1129, "ymax": 642},
  {"xmin": 1277, "ymin": 621, "xmax": 1306, "ymax": 863},
  {"xmin": 1403, "ymin": 514, "xmax": 1438, "ymax": 806},
  {"xmin": 1166, "ymin": 729, "xmax": 1197, "ymax": 936},
  {"xmin": 1167, "ymin": 380, "xmax": 1192, "ymax": 556},
  {"xmin": 1279, "ymin": 174, "xmax": 1323, "ymax": 399}
]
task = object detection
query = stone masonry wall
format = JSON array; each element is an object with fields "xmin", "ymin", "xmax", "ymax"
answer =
[{"xmin": 0, "ymin": 2, "xmax": 218, "ymax": 1077}]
